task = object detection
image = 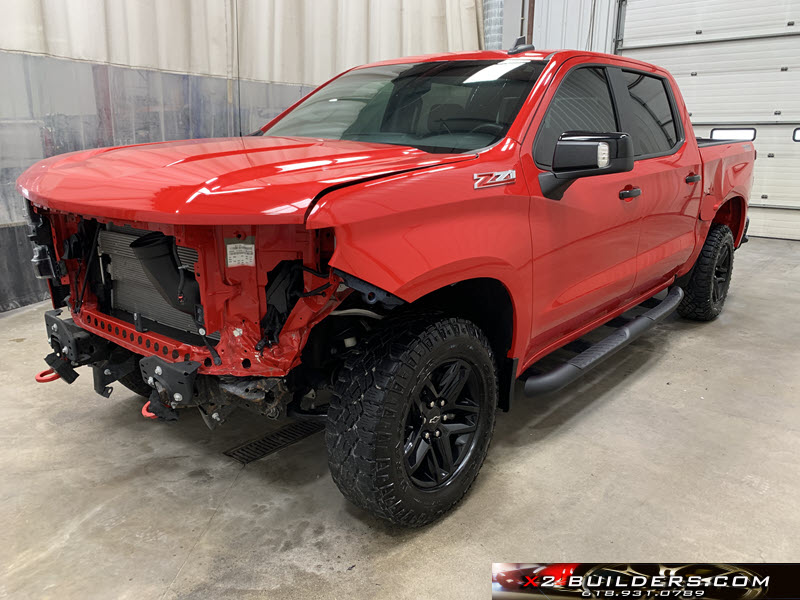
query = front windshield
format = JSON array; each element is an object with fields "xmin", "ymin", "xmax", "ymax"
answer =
[{"xmin": 264, "ymin": 59, "xmax": 547, "ymax": 153}]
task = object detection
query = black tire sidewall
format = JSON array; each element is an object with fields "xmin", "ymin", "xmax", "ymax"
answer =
[
  {"xmin": 326, "ymin": 316, "xmax": 498, "ymax": 525},
  {"xmin": 382, "ymin": 336, "xmax": 496, "ymax": 513},
  {"xmin": 678, "ymin": 223, "xmax": 735, "ymax": 321},
  {"xmin": 708, "ymin": 231, "xmax": 734, "ymax": 315}
]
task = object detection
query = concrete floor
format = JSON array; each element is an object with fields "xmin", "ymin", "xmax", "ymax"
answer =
[{"xmin": 1, "ymin": 237, "xmax": 799, "ymax": 600}]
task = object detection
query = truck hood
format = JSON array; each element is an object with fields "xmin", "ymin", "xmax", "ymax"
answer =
[{"xmin": 17, "ymin": 136, "xmax": 476, "ymax": 225}]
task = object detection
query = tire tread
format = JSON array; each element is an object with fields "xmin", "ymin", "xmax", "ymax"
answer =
[
  {"xmin": 326, "ymin": 314, "xmax": 496, "ymax": 527},
  {"xmin": 677, "ymin": 223, "xmax": 735, "ymax": 321}
]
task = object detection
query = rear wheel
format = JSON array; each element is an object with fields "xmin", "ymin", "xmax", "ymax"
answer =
[
  {"xmin": 326, "ymin": 315, "xmax": 497, "ymax": 527},
  {"xmin": 678, "ymin": 223, "xmax": 735, "ymax": 321}
]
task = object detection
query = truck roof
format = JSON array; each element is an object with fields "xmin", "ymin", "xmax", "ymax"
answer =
[{"xmin": 357, "ymin": 49, "xmax": 666, "ymax": 76}]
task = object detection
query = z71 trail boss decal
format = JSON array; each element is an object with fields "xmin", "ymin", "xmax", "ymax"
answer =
[{"xmin": 473, "ymin": 170, "xmax": 516, "ymax": 189}]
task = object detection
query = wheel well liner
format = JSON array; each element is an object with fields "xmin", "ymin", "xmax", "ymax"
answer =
[
  {"xmin": 712, "ymin": 196, "xmax": 747, "ymax": 246},
  {"xmin": 412, "ymin": 278, "xmax": 516, "ymax": 411}
]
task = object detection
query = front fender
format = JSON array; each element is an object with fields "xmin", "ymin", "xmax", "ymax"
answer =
[{"xmin": 305, "ymin": 148, "xmax": 534, "ymax": 359}]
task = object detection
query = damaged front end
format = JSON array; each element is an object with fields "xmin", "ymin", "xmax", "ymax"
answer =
[
  {"xmin": 137, "ymin": 356, "xmax": 290, "ymax": 427},
  {"xmin": 27, "ymin": 201, "xmax": 398, "ymax": 428}
]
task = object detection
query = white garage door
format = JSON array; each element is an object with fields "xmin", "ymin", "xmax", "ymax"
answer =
[{"xmin": 618, "ymin": 0, "xmax": 800, "ymax": 240}]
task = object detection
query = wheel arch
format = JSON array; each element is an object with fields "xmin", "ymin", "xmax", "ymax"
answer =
[
  {"xmin": 405, "ymin": 276, "xmax": 519, "ymax": 412},
  {"xmin": 330, "ymin": 252, "xmax": 531, "ymax": 364},
  {"xmin": 412, "ymin": 278, "xmax": 513, "ymax": 359},
  {"xmin": 710, "ymin": 195, "xmax": 748, "ymax": 247}
]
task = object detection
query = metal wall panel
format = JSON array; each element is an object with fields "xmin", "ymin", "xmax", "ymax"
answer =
[
  {"xmin": 745, "ymin": 207, "xmax": 800, "ymax": 240},
  {"xmin": 674, "ymin": 70, "xmax": 800, "ymax": 124},
  {"xmin": 484, "ymin": 0, "xmax": 503, "ymax": 49},
  {"xmin": 623, "ymin": 37, "xmax": 800, "ymax": 123},
  {"xmin": 695, "ymin": 124, "xmax": 800, "ymax": 216},
  {"xmin": 532, "ymin": 0, "xmax": 617, "ymax": 53},
  {"xmin": 620, "ymin": 0, "xmax": 800, "ymax": 239},
  {"xmin": 622, "ymin": 36, "xmax": 800, "ymax": 76},
  {"xmin": 621, "ymin": 0, "xmax": 799, "ymax": 49}
]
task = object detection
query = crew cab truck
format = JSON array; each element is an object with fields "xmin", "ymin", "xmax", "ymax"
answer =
[{"xmin": 18, "ymin": 45, "xmax": 753, "ymax": 527}]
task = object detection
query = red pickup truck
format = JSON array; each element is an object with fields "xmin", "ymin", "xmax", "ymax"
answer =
[{"xmin": 19, "ymin": 46, "xmax": 753, "ymax": 526}]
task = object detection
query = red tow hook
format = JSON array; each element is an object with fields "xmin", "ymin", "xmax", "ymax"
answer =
[
  {"xmin": 141, "ymin": 401, "xmax": 158, "ymax": 419},
  {"xmin": 35, "ymin": 368, "xmax": 61, "ymax": 383}
]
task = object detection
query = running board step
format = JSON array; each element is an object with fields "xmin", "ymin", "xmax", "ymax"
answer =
[{"xmin": 523, "ymin": 286, "xmax": 684, "ymax": 397}]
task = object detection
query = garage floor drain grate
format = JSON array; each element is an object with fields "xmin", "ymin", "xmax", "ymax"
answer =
[{"xmin": 224, "ymin": 421, "xmax": 325, "ymax": 464}]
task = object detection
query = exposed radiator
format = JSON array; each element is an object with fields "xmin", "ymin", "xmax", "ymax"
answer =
[{"xmin": 98, "ymin": 228, "xmax": 201, "ymax": 336}]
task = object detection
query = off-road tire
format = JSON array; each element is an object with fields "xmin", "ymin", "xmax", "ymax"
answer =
[
  {"xmin": 118, "ymin": 372, "xmax": 152, "ymax": 398},
  {"xmin": 326, "ymin": 315, "xmax": 497, "ymax": 527},
  {"xmin": 678, "ymin": 223, "xmax": 735, "ymax": 321}
]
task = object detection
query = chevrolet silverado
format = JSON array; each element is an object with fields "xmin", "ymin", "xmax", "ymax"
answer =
[{"xmin": 18, "ymin": 44, "xmax": 754, "ymax": 526}]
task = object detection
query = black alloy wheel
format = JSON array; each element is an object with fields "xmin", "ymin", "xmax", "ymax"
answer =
[
  {"xmin": 678, "ymin": 223, "xmax": 735, "ymax": 321},
  {"xmin": 403, "ymin": 358, "xmax": 482, "ymax": 489},
  {"xmin": 326, "ymin": 315, "xmax": 497, "ymax": 527},
  {"xmin": 712, "ymin": 243, "xmax": 732, "ymax": 304}
]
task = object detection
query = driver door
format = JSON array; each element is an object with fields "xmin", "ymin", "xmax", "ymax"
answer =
[{"xmin": 520, "ymin": 64, "xmax": 644, "ymax": 357}]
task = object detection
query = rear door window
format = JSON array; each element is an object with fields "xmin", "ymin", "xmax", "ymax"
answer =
[
  {"xmin": 534, "ymin": 67, "xmax": 618, "ymax": 168},
  {"xmin": 620, "ymin": 71, "xmax": 679, "ymax": 156}
]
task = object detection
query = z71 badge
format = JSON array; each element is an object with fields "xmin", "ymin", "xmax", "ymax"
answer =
[{"xmin": 473, "ymin": 170, "xmax": 516, "ymax": 189}]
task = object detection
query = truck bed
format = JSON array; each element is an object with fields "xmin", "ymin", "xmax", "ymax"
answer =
[
  {"xmin": 696, "ymin": 137, "xmax": 742, "ymax": 147},
  {"xmin": 698, "ymin": 138, "xmax": 755, "ymax": 241}
]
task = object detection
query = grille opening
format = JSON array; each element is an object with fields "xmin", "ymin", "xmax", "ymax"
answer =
[{"xmin": 98, "ymin": 227, "xmax": 203, "ymax": 339}]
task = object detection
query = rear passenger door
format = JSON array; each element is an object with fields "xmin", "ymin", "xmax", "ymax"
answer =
[{"xmin": 610, "ymin": 68, "xmax": 702, "ymax": 295}]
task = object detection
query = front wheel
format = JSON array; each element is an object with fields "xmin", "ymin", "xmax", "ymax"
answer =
[
  {"xmin": 678, "ymin": 223, "xmax": 735, "ymax": 321},
  {"xmin": 326, "ymin": 316, "xmax": 497, "ymax": 527}
]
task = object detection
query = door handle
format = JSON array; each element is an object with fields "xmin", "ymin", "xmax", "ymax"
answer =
[
  {"xmin": 619, "ymin": 187, "xmax": 641, "ymax": 200},
  {"xmin": 685, "ymin": 173, "xmax": 701, "ymax": 183}
]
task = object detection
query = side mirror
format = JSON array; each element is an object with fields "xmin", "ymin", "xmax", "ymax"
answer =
[{"xmin": 539, "ymin": 132, "xmax": 634, "ymax": 200}]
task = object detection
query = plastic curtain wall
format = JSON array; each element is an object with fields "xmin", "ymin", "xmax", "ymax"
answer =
[{"xmin": 0, "ymin": 0, "xmax": 483, "ymax": 311}]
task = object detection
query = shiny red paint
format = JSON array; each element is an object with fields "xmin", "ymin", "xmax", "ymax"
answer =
[
  {"xmin": 18, "ymin": 137, "xmax": 473, "ymax": 225},
  {"xmin": 17, "ymin": 49, "xmax": 753, "ymax": 380}
]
